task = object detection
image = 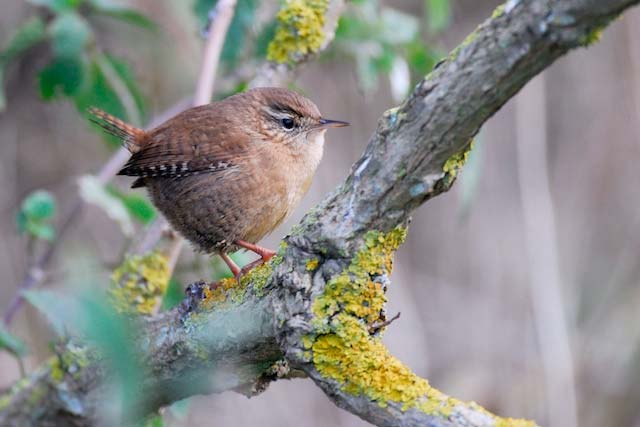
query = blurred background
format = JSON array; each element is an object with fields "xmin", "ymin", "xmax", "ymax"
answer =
[{"xmin": 1, "ymin": 0, "xmax": 639, "ymax": 426}]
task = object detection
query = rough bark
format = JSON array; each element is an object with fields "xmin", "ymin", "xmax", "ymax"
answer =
[{"xmin": 1, "ymin": 0, "xmax": 637, "ymax": 426}]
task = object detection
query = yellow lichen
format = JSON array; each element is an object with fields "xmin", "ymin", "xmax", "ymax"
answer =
[
  {"xmin": 49, "ymin": 358, "xmax": 64, "ymax": 382},
  {"xmin": 109, "ymin": 252, "xmax": 169, "ymax": 315},
  {"xmin": 197, "ymin": 277, "xmax": 243, "ymax": 310},
  {"xmin": 306, "ymin": 258, "xmax": 319, "ymax": 271},
  {"xmin": 496, "ymin": 418, "xmax": 538, "ymax": 427},
  {"xmin": 311, "ymin": 227, "xmax": 406, "ymax": 334},
  {"xmin": 443, "ymin": 139, "xmax": 474, "ymax": 179},
  {"xmin": 196, "ymin": 260, "xmax": 277, "ymax": 310},
  {"xmin": 313, "ymin": 314, "xmax": 459, "ymax": 414},
  {"xmin": 307, "ymin": 226, "xmax": 536, "ymax": 426},
  {"xmin": 491, "ymin": 4, "xmax": 505, "ymax": 19},
  {"xmin": 267, "ymin": 0, "xmax": 329, "ymax": 64}
]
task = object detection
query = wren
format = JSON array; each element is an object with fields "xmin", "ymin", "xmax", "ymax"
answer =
[{"xmin": 89, "ymin": 87, "xmax": 348, "ymax": 280}]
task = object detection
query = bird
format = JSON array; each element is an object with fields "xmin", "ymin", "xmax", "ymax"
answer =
[{"xmin": 89, "ymin": 87, "xmax": 348, "ymax": 281}]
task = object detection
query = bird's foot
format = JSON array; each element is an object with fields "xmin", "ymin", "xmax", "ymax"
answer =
[
  {"xmin": 220, "ymin": 241, "xmax": 277, "ymax": 285},
  {"xmin": 235, "ymin": 240, "xmax": 276, "ymax": 262}
]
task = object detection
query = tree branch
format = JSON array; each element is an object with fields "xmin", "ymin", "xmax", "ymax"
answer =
[{"xmin": 1, "ymin": 0, "xmax": 637, "ymax": 426}]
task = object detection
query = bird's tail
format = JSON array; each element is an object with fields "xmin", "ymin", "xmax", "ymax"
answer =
[{"xmin": 87, "ymin": 107, "xmax": 145, "ymax": 153}]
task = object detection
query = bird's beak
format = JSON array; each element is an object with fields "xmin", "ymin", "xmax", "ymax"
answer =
[{"xmin": 318, "ymin": 118, "xmax": 350, "ymax": 129}]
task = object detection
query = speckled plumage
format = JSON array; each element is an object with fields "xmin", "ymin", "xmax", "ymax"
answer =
[{"xmin": 90, "ymin": 88, "xmax": 347, "ymax": 271}]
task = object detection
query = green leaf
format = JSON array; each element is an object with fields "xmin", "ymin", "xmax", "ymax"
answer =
[
  {"xmin": 371, "ymin": 45, "xmax": 395, "ymax": 74},
  {"xmin": 0, "ymin": 326, "xmax": 28, "ymax": 358},
  {"xmin": 25, "ymin": 221, "xmax": 56, "ymax": 241},
  {"xmin": 23, "ymin": 286, "xmax": 145, "ymax": 419},
  {"xmin": 107, "ymin": 185, "xmax": 156, "ymax": 224},
  {"xmin": 78, "ymin": 175, "xmax": 134, "ymax": 236},
  {"xmin": 425, "ymin": 0, "xmax": 451, "ymax": 34},
  {"xmin": 143, "ymin": 414, "xmax": 164, "ymax": 427},
  {"xmin": 87, "ymin": 0, "xmax": 156, "ymax": 29},
  {"xmin": 379, "ymin": 8, "xmax": 419, "ymax": 45},
  {"xmin": 74, "ymin": 58, "xmax": 124, "ymax": 116},
  {"xmin": 102, "ymin": 54, "xmax": 147, "ymax": 122},
  {"xmin": 335, "ymin": 16, "xmax": 370, "ymax": 41},
  {"xmin": 0, "ymin": 16, "xmax": 47, "ymax": 65},
  {"xmin": 0, "ymin": 16, "xmax": 47, "ymax": 111},
  {"xmin": 254, "ymin": 20, "xmax": 276, "ymax": 58},
  {"xmin": 161, "ymin": 279, "xmax": 183, "ymax": 311},
  {"xmin": 78, "ymin": 294, "xmax": 143, "ymax": 419},
  {"xmin": 21, "ymin": 190, "xmax": 56, "ymax": 221},
  {"xmin": 23, "ymin": 289, "xmax": 79, "ymax": 336},
  {"xmin": 49, "ymin": 12, "xmax": 92, "ymax": 58},
  {"xmin": 17, "ymin": 190, "xmax": 57, "ymax": 241},
  {"xmin": 39, "ymin": 56, "xmax": 86, "ymax": 99},
  {"xmin": 406, "ymin": 40, "xmax": 441, "ymax": 78},
  {"xmin": 27, "ymin": 0, "xmax": 83, "ymax": 12},
  {"xmin": 75, "ymin": 55, "xmax": 146, "ymax": 140}
]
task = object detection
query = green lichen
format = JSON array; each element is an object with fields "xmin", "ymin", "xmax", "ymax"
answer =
[
  {"xmin": 580, "ymin": 26, "xmax": 604, "ymax": 46},
  {"xmin": 109, "ymin": 252, "xmax": 170, "ymax": 315},
  {"xmin": 306, "ymin": 226, "xmax": 535, "ymax": 426},
  {"xmin": 267, "ymin": 0, "xmax": 329, "ymax": 64},
  {"xmin": 443, "ymin": 139, "xmax": 474, "ymax": 179},
  {"xmin": 244, "ymin": 261, "xmax": 274, "ymax": 298}
]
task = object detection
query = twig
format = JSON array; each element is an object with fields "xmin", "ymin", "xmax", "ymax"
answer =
[
  {"xmin": 368, "ymin": 311, "xmax": 401, "ymax": 334},
  {"xmin": 194, "ymin": 0, "xmax": 237, "ymax": 107}
]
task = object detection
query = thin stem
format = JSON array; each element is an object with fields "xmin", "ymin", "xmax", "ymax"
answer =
[{"xmin": 194, "ymin": 0, "xmax": 237, "ymax": 107}]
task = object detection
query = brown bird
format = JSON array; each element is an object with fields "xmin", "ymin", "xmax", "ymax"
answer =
[{"xmin": 89, "ymin": 87, "xmax": 348, "ymax": 280}]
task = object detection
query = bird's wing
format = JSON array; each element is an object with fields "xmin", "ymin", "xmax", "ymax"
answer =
[{"xmin": 118, "ymin": 104, "xmax": 254, "ymax": 179}]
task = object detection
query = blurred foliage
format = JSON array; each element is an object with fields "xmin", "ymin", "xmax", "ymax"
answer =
[
  {"xmin": 24, "ymin": 286, "xmax": 145, "ymax": 422},
  {"xmin": 1, "ymin": 0, "xmax": 152, "ymax": 131},
  {"xmin": 161, "ymin": 278, "xmax": 184, "ymax": 311},
  {"xmin": 334, "ymin": 0, "xmax": 449, "ymax": 98},
  {"xmin": 0, "ymin": 326, "xmax": 28, "ymax": 359},
  {"xmin": 107, "ymin": 184, "xmax": 157, "ymax": 225},
  {"xmin": 425, "ymin": 0, "xmax": 451, "ymax": 34},
  {"xmin": 79, "ymin": 175, "xmax": 135, "ymax": 236},
  {"xmin": 16, "ymin": 190, "xmax": 57, "ymax": 241}
]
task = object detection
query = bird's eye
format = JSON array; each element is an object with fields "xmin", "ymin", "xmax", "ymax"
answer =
[{"xmin": 281, "ymin": 117, "xmax": 295, "ymax": 130}]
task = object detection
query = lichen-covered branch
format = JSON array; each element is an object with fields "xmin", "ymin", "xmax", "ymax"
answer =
[
  {"xmin": 249, "ymin": 0, "xmax": 346, "ymax": 88},
  {"xmin": 2, "ymin": 0, "xmax": 638, "ymax": 426}
]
